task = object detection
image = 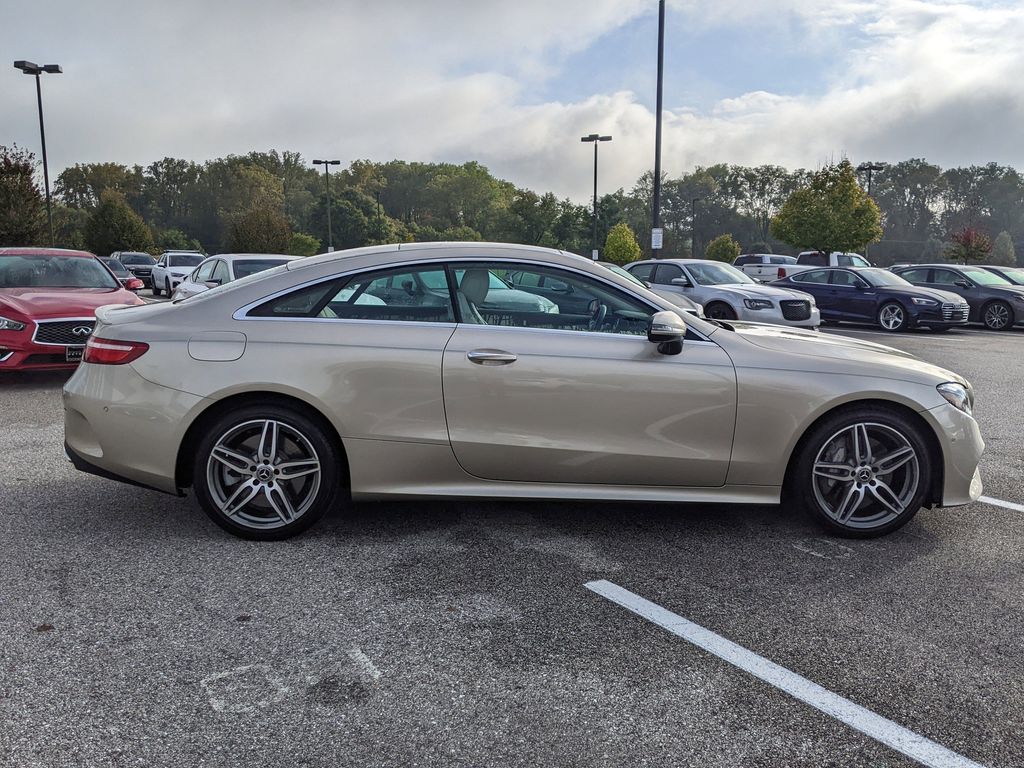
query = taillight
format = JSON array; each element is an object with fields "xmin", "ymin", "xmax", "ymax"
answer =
[
  {"xmin": 777, "ymin": 267, "xmax": 786, "ymax": 279},
  {"xmin": 126, "ymin": 278, "xmax": 144, "ymax": 290},
  {"xmin": 83, "ymin": 337, "xmax": 149, "ymax": 365}
]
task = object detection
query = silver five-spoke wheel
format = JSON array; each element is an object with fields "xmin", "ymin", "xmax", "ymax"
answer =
[
  {"xmin": 811, "ymin": 422, "xmax": 919, "ymax": 531},
  {"xmin": 878, "ymin": 303, "xmax": 906, "ymax": 332}
]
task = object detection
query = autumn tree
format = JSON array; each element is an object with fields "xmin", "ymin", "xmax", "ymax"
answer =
[
  {"xmin": 771, "ymin": 160, "xmax": 882, "ymax": 254},
  {"xmin": 0, "ymin": 144, "xmax": 45, "ymax": 245},
  {"xmin": 945, "ymin": 227, "xmax": 992, "ymax": 263},
  {"xmin": 603, "ymin": 222, "xmax": 641, "ymax": 265},
  {"xmin": 704, "ymin": 234, "xmax": 741, "ymax": 263},
  {"xmin": 84, "ymin": 191, "xmax": 154, "ymax": 255}
]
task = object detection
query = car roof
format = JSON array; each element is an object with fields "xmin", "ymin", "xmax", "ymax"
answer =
[
  {"xmin": 286, "ymin": 241, "xmax": 590, "ymax": 272},
  {"xmin": 893, "ymin": 263, "xmax": 971, "ymax": 270},
  {"xmin": 0, "ymin": 247, "xmax": 96, "ymax": 258},
  {"xmin": 207, "ymin": 253, "xmax": 302, "ymax": 263}
]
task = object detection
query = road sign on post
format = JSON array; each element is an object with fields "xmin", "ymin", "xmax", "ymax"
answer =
[
  {"xmin": 651, "ymin": 228, "xmax": 664, "ymax": 251},
  {"xmin": 591, "ymin": 249, "xmax": 599, "ymax": 260}
]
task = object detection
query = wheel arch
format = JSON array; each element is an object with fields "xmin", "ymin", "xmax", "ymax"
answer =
[
  {"xmin": 782, "ymin": 398, "xmax": 945, "ymax": 507},
  {"xmin": 175, "ymin": 390, "xmax": 350, "ymax": 490}
]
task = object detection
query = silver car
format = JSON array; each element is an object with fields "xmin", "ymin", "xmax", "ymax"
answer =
[
  {"xmin": 171, "ymin": 254, "xmax": 303, "ymax": 300},
  {"xmin": 64, "ymin": 242, "xmax": 982, "ymax": 541},
  {"xmin": 626, "ymin": 258, "xmax": 821, "ymax": 327}
]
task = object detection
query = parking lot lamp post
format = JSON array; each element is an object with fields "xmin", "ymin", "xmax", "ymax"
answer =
[
  {"xmin": 14, "ymin": 60, "xmax": 62, "ymax": 246},
  {"xmin": 581, "ymin": 134, "xmax": 612, "ymax": 259},
  {"xmin": 857, "ymin": 162, "xmax": 884, "ymax": 261},
  {"xmin": 312, "ymin": 159, "xmax": 340, "ymax": 252},
  {"xmin": 651, "ymin": 0, "xmax": 666, "ymax": 257},
  {"xmin": 691, "ymin": 197, "xmax": 702, "ymax": 257}
]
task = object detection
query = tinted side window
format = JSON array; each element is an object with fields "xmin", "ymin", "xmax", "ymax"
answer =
[
  {"xmin": 628, "ymin": 263, "xmax": 655, "ymax": 282},
  {"xmin": 792, "ymin": 269, "xmax": 829, "ymax": 284},
  {"xmin": 653, "ymin": 264, "xmax": 684, "ymax": 285},
  {"xmin": 931, "ymin": 269, "xmax": 961, "ymax": 285},
  {"xmin": 898, "ymin": 269, "xmax": 930, "ymax": 283},
  {"xmin": 830, "ymin": 270, "xmax": 865, "ymax": 287}
]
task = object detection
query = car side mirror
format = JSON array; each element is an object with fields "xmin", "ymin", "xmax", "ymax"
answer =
[
  {"xmin": 670, "ymin": 277, "xmax": 691, "ymax": 288},
  {"xmin": 955, "ymin": 279, "xmax": 971, "ymax": 288},
  {"xmin": 549, "ymin": 280, "xmax": 571, "ymax": 293},
  {"xmin": 204, "ymin": 279, "xmax": 222, "ymax": 288},
  {"xmin": 647, "ymin": 310, "xmax": 686, "ymax": 355}
]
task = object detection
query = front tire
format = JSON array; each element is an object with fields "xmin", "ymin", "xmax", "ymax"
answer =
[
  {"xmin": 192, "ymin": 404, "xmax": 343, "ymax": 540},
  {"xmin": 982, "ymin": 300, "xmax": 1013, "ymax": 331},
  {"xmin": 790, "ymin": 406, "xmax": 932, "ymax": 538},
  {"xmin": 877, "ymin": 301, "xmax": 908, "ymax": 332},
  {"xmin": 165, "ymin": 278, "xmax": 173, "ymax": 297},
  {"xmin": 705, "ymin": 301, "xmax": 737, "ymax": 321}
]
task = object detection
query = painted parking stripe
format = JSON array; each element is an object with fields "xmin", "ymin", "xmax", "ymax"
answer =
[
  {"xmin": 978, "ymin": 496, "xmax": 1024, "ymax": 513},
  {"xmin": 585, "ymin": 580, "xmax": 986, "ymax": 768}
]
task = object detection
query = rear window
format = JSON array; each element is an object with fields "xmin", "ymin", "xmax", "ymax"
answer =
[
  {"xmin": 120, "ymin": 253, "xmax": 155, "ymax": 266},
  {"xmin": 797, "ymin": 252, "xmax": 827, "ymax": 266},
  {"xmin": 168, "ymin": 254, "xmax": 204, "ymax": 268},
  {"xmin": 734, "ymin": 255, "xmax": 755, "ymax": 266}
]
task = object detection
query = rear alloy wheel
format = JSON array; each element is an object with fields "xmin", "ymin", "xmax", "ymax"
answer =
[
  {"xmin": 193, "ymin": 404, "xmax": 342, "ymax": 540},
  {"xmin": 791, "ymin": 407, "xmax": 931, "ymax": 537},
  {"xmin": 982, "ymin": 300, "xmax": 1013, "ymax": 331},
  {"xmin": 877, "ymin": 301, "xmax": 908, "ymax": 332},
  {"xmin": 705, "ymin": 302, "xmax": 737, "ymax": 320}
]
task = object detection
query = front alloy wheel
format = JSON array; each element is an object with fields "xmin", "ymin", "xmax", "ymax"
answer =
[
  {"xmin": 792, "ymin": 408, "xmax": 931, "ymax": 537},
  {"xmin": 982, "ymin": 301, "xmax": 1013, "ymax": 331},
  {"xmin": 193, "ymin": 404, "xmax": 342, "ymax": 540},
  {"xmin": 878, "ymin": 302, "xmax": 907, "ymax": 332}
]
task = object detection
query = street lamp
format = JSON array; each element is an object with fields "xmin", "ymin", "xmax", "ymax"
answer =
[
  {"xmin": 581, "ymin": 134, "xmax": 612, "ymax": 259},
  {"xmin": 14, "ymin": 60, "xmax": 62, "ymax": 246},
  {"xmin": 312, "ymin": 159, "xmax": 341, "ymax": 252},
  {"xmin": 857, "ymin": 162, "xmax": 884, "ymax": 261},
  {"xmin": 691, "ymin": 198, "xmax": 702, "ymax": 257},
  {"xmin": 651, "ymin": 0, "xmax": 666, "ymax": 257}
]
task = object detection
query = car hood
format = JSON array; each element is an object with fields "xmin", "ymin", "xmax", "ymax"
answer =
[
  {"xmin": 877, "ymin": 285, "xmax": 963, "ymax": 303},
  {"xmin": 728, "ymin": 322, "xmax": 967, "ymax": 386},
  {"xmin": 649, "ymin": 287, "xmax": 702, "ymax": 312},
  {"xmin": 710, "ymin": 283, "xmax": 814, "ymax": 302},
  {"xmin": 163, "ymin": 266, "xmax": 196, "ymax": 276},
  {"xmin": 0, "ymin": 287, "xmax": 144, "ymax": 319}
]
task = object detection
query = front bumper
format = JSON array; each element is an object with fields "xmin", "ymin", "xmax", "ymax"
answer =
[
  {"xmin": 735, "ymin": 304, "xmax": 821, "ymax": 328},
  {"xmin": 0, "ymin": 330, "xmax": 83, "ymax": 371},
  {"xmin": 923, "ymin": 402, "xmax": 985, "ymax": 507}
]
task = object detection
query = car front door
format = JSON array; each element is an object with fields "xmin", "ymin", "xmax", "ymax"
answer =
[
  {"xmin": 827, "ymin": 270, "xmax": 876, "ymax": 321},
  {"xmin": 441, "ymin": 260, "xmax": 737, "ymax": 487}
]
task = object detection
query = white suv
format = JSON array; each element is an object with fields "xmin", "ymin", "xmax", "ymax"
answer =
[{"xmin": 151, "ymin": 251, "xmax": 205, "ymax": 296}]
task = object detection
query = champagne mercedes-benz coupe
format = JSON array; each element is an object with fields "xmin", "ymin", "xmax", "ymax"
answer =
[{"xmin": 63, "ymin": 243, "xmax": 984, "ymax": 540}]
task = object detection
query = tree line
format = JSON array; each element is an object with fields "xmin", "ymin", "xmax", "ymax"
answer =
[{"xmin": 1, "ymin": 144, "xmax": 1021, "ymax": 267}]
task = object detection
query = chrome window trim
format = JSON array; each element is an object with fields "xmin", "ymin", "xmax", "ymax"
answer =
[{"xmin": 231, "ymin": 256, "xmax": 715, "ymax": 344}]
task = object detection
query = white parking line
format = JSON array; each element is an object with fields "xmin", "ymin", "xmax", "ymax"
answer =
[
  {"xmin": 978, "ymin": 495, "xmax": 1024, "ymax": 513},
  {"xmin": 585, "ymin": 580, "xmax": 986, "ymax": 768}
]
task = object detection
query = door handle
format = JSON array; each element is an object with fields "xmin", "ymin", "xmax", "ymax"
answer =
[{"xmin": 467, "ymin": 349, "xmax": 518, "ymax": 366}]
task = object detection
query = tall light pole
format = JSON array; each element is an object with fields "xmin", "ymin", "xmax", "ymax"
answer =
[
  {"xmin": 857, "ymin": 161, "xmax": 884, "ymax": 261},
  {"xmin": 14, "ymin": 60, "xmax": 62, "ymax": 246},
  {"xmin": 691, "ymin": 198, "xmax": 702, "ymax": 257},
  {"xmin": 581, "ymin": 134, "xmax": 611, "ymax": 259},
  {"xmin": 312, "ymin": 159, "xmax": 340, "ymax": 252},
  {"xmin": 651, "ymin": 0, "xmax": 666, "ymax": 258}
]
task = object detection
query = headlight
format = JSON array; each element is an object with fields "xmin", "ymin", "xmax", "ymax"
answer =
[
  {"xmin": 937, "ymin": 382, "xmax": 973, "ymax": 416},
  {"xmin": 911, "ymin": 297, "xmax": 938, "ymax": 306},
  {"xmin": 0, "ymin": 316, "xmax": 27, "ymax": 331},
  {"xmin": 743, "ymin": 298, "xmax": 773, "ymax": 310}
]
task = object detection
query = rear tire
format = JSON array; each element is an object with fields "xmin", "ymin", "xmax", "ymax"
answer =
[
  {"xmin": 152, "ymin": 282, "xmax": 161, "ymax": 297},
  {"xmin": 789, "ymin": 406, "xmax": 932, "ymax": 538},
  {"xmin": 982, "ymin": 300, "xmax": 1013, "ymax": 331},
  {"xmin": 877, "ymin": 301, "xmax": 908, "ymax": 332},
  {"xmin": 192, "ymin": 403, "xmax": 344, "ymax": 540},
  {"xmin": 705, "ymin": 302, "xmax": 737, "ymax": 321}
]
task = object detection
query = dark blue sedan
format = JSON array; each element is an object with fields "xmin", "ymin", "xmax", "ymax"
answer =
[{"xmin": 771, "ymin": 267, "xmax": 969, "ymax": 332}]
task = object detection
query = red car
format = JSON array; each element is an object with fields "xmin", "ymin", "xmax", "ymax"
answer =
[{"xmin": 0, "ymin": 247, "xmax": 146, "ymax": 371}]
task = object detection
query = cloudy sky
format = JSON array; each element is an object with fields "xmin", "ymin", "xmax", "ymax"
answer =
[{"xmin": 3, "ymin": 0, "xmax": 1023, "ymax": 202}]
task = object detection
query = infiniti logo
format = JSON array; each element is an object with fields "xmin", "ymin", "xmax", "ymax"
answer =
[{"xmin": 71, "ymin": 326, "xmax": 92, "ymax": 337}]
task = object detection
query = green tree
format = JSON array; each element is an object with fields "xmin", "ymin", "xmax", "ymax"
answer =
[
  {"xmin": 991, "ymin": 230, "xmax": 1015, "ymax": 266},
  {"xmin": 223, "ymin": 203, "xmax": 291, "ymax": 253},
  {"xmin": 704, "ymin": 234, "xmax": 741, "ymax": 263},
  {"xmin": 288, "ymin": 232, "xmax": 321, "ymax": 256},
  {"xmin": 944, "ymin": 227, "xmax": 992, "ymax": 263},
  {"xmin": 0, "ymin": 144, "xmax": 46, "ymax": 245},
  {"xmin": 154, "ymin": 227, "xmax": 201, "ymax": 252},
  {"xmin": 603, "ymin": 222, "xmax": 641, "ymax": 265},
  {"xmin": 770, "ymin": 160, "xmax": 882, "ymax": 254},
  {"xmin": 84, "ymin": 191, "xmax": 154, "ymax": 255}
]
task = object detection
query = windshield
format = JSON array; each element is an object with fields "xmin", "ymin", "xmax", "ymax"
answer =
[
  {"xmin": 600, "ymin": 262, "xmax": 648, "ymax": 288},
  {"xmin": 168, "ymin": 254, "xmax": 204, "ymax": 268},
  {"xmin": 687, "ymin": 262, "xmax": 754, "ymax": 285},
  {"xmin": 102, "ymin": 259, "xmax": 130, "ymax": 277},
  {"xmin": 233, "ymin": 259, "xmax": 291, "ymax": 279},
  {"xmin": 994, "ymin": 269, "xmax": 1024, "ymax": 286},
  {"xmin": 860, "ymin": 268, "xmax": 911, "ymax": 287},
  {"xmin": 119, "ymin": 252, "xmax": 155, "ymax": 265},
  {"xmin": 962, "ymin": 268, "xmax": 1011, "ymax": 286},
  {"xmin": 0, "ymin": 255, "xmax": 120, "ymax": 289}
]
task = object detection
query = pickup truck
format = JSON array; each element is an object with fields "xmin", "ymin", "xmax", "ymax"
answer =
[
  {"xmin": 733, "ymin": 253, "xmax": 797, "ymax": 282},
  {"xmin": 773, "ymin": 251, "xmax": 872, "ymax": 281}
]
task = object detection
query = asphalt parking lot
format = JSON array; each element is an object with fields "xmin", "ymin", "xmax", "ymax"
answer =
[{"xmin": 2, "ymin": 311, "xmax": 1022, "ymax": 767}]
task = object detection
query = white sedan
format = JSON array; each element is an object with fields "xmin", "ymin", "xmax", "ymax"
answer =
[
  {"xmin": 171, "ymin": 254, "xmax": 302, "ymax": 300},
  {"xmin": 151, "ymin": 252, "xmax": 206, "ymax": 297}
]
